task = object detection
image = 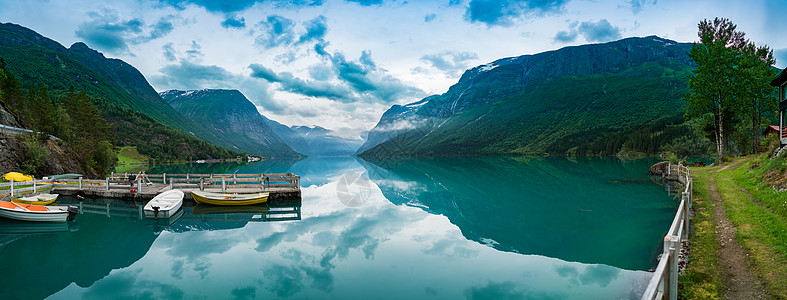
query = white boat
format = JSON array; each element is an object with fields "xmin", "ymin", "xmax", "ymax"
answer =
[
  {"xmin": 144, "ymin": 190, "xmax": 184, "ymax": 218},
  {"xmin": 0, "ymin": 201, "xmax": 78, "ymax": 222}
]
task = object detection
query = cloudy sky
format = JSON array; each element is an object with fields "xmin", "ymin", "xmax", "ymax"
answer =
[{"xmin": 1, "ymin": 0, "xmax": 785, "ymax": 139}]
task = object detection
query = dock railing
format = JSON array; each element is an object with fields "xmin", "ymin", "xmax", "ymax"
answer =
[
  {"xmin": 642, "ymin": 163, "xmax": 692, "ymax": 300},
  {"xmin": 137, "ymin": 173, "xmax": 300, "ymax": 192}
]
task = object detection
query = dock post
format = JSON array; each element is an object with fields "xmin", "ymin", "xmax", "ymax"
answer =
[
  {"xmin": 33, "ymin": 179, "xmax": 37, "ymax": 194},
  {"xmin": 50, "ymin": 177, "xmax": 55, "ymax": 192},
  {"xmin": 170, "ymin": 179, "xmax": 173, "ymax": 190},
  {"xmin": 163, "ymin": 173, "xmax": 166, "ymax": 184},
  {"xmin": 222, "ymin": 177, "xmax": 226, "ymax": 193},
  {"xmin": 137, "ymin": 176, "xmax": 142, "ymax": 193},
  {"xmin": 106, "ymin": 177, "xmax": 109, "ymax": 191},
  {"xmin": 79, "ymin": 177, "xmax": 82, "ymax": 190},
  {"xmin": 9, "ymin": 179, "xmax": 13, "ymax": 196}
]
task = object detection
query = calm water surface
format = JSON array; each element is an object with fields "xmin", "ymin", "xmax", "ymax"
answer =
[{"xmin": 0, "ymin": 157, "xmax": 678, "ymax": 299}]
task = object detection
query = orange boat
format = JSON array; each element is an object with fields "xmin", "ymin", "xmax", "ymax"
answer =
[{"xmin": 0, "ymin": 201, "xmax": 77, "ymax": 222}]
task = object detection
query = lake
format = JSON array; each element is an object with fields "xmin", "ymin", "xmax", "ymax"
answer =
[{"xmin": 0, "ymin": 157, "xmax": 678, "ymax": 299}]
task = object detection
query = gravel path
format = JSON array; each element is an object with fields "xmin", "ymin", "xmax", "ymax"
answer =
[{"xmin": 709, "ymin": 162, "xmax": 768, "ymax": 299}]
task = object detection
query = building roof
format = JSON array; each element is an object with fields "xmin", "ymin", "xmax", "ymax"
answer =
[{"xmin": 772, "ymin": 68, "xmax": 787, "ymax": 86}]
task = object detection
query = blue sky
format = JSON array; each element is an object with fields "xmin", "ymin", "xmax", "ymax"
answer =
[{"xmin": 1, "ymin": 0, "xmax": 785, "ymax": 138}]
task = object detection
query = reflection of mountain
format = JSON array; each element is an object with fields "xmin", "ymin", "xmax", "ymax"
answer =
[
  {"xmin": 0, "ymin": 207, "xmax": 157, "ymax": 299},
  {"xmin": 287, "ymin": 157, "xmax": 366, "ymax": 187},
  {"xmin": 360, "ymin": 156, "xmax": 676, "ymax": 270}
]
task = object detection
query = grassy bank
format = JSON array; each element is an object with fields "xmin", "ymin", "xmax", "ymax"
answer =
[
  {"xmin": 679, "ymin": 155, "xmax": 787, "ymax": 299},
  {"xmin": 117, "ymin": 146, "xmax": 149, "ymax": 165},
  {"xmin": 679, "ymin": 166, "xmax": 723, "ymax": 299}
]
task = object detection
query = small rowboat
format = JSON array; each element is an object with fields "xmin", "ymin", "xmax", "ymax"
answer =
[
  {"xmin": 191, "ymin": 191, "xmax": 269, "ymax": 206},
  {"xmin": 144, "ymin": 190, "xmax": 184, "ymax": 218},
  {"xmin": 11, "ymin": 193, "xmax": 59, "ymax": 205},
  {"xmin": 0, "ymin": 201, "xmax": 78, "ymax": 222}
]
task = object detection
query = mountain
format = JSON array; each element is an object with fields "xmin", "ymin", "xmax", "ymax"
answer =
[
  {"xmin": 358, "ymin": 36, "xmax": 694, "ymax": 157},
  {"xmin": 0, "ymin": 22, "xmax": 238, "ymax": 161},
  {"xmin": 264, "ymin": 118, "xmax": 364, "ymax": 157},
  {"xmin": 161, "ymin": 89, "xmax": 300, "ymax": 157}
]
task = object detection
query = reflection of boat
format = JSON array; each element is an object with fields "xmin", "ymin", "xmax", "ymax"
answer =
[
  {"xmin": 192, "ymin": 203, "xmax": 269, "ymax": 215},
  {"xmin": 0, "ymin": 201, "xmax": 78, "ymax": 222},
  {"xmin": 11, "ymin": 193, "xmax": 59, "ymax": 205},
  {"xmin": 191, "ymin": 191, "xmax": 269, "ymax": 206},
  {"xmin": 149, "ymin": 208, "xmax": 185, "ymax": 232},
  {"xmin": 144, "ymin": 190, "xmax": 184, "ymax": 218},
  {"xmin": 0, "ymin": 218, "xmax": 77, "ymax": 234}
]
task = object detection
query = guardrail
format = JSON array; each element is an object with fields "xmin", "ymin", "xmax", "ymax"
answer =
[
  {"xmin": 0, "ymin": 178, "xmax": 58, "ymax": 198},
  {"xmin": 0, "ymin": 124, "xmax": 61, "ymax": 141},
  {"xmin": 642, "ymin": 163, "xmax": 692, "ymax": 300}
]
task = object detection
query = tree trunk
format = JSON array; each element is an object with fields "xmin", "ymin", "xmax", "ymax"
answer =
[{"xmin": 718, "ymin": 99, "xmax": 726, "ymax": 162}]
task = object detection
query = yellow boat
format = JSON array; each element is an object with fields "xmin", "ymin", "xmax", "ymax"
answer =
[
  {"xmin": 190, "ymin": 191, "xmax": 269, "ymax": 206},
  {"xmin": 11, "ymin": 193, "xmax": 59, "ymax": 205},
  {"xmin": 4, "ymin": 172, "xmax": 33, "ymax": 182}
]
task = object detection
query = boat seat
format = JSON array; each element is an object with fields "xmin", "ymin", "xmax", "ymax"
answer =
[{"xmin": 25, "ymin": 205, "xmax": 48, "ymax": 211}]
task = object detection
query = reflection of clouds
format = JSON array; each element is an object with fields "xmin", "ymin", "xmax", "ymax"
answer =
[
  {"xmin": 264, "ymin": 264, "xmax": 305, "ymax": 298},
  {"xmin": 464, "ymin": 281, "xmax": 567, "ymax": 300},
  {"xmin": 554, "ymin": 264, "xmax": 620, "ymax": 288},
  {"xmin": 373, "ymin": 178, "xmax": 426, "ymax": 193},
  {"xmin": 423, "ymin": 239, "xmax": 479, "ymax": 259},
  {"xmin": 165, "ymin": 233, "xmax": 238, "ymax": 259},
  {"xmin": 170, "ymin": 260, "xmax": 184, "ymax": 279},
  {"xmin": 81, "ymin": 269, "xmax": 184, "ymax": 300},
  {"xmin": 231, "ymin": 286, "xmax": 256, "ymax": 300},
  {"xmin": 193, "ymin": 259, "xmax": 211, "ymax": 279}
]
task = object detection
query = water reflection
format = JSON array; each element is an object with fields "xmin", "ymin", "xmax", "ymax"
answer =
[
  {"xmin": 0, "ymin": 157, "xmax": 666, "ymax": 299},
  {"xmin": 359, "ymin": 157, "xmax": 676, "ymax": 270},
  {"xmin": 0, "ymin": 202, "xmax": 157, "ymax": 300}
]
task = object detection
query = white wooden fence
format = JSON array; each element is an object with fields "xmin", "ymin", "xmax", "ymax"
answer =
[{"xmin": 641, "ymin": 163, "xmax": 692, "ymax": 300}]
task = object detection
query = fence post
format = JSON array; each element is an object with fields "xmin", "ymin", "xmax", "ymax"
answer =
[
  {"xmin": 79, "ymin": 177, "xmax": 83, "ymax": 190},
  {"xmin": 200, "ymin": 178, "xmax": 204, "ymax": 191},
  {"xmin": 50, "ymin": 177, "xmax": 55, "ymax": 192},
  {"xmin": 106, "ymin": 177, "xmax": 110, "ymax": 191},
  {"xmin": 222, "ymin": 177, "xmax": 226, "ymax": 193},
  {"xmin": 137, "ymin": 176, "xmax": 142, "ymax": 193},
  {"xmin": 170, "ymin": 179, "xmax": 173, "ymax": 190},
  {"xmin": 163, "ymin": 173, "xmax": 166, "ymax": 184},
  {"xmin": 663, "ymin": 236, "xmax": 679, "ymax": 300},
  {"xmin": 33, "ymin": 179, "xmax": 37, "ymax": 194},
  {"xmin": 10, "ymin": 179, "xmax": 14, "ymax": 196}
]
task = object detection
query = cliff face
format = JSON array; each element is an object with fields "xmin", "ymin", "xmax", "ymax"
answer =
[
  {"xmin": 0, "ymin": 135, "xmax": 90, "ymax": 178},
  {"xmin": 358, "ymin": 36, "xmax": 694, "ymax": 157}
]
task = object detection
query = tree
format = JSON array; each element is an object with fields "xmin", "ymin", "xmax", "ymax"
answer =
[
  {"xmin": 684, "ymin": 18, "xmax": 751, "ymax": 162},
  {"xmin": 737, "ymin": 43, "xmax": 778, "ymax": 153}
]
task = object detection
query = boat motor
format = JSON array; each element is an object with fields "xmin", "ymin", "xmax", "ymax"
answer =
[
  {"xmin": 66, "ymin": 205, "xmax": 79, "ymax": 221},
  {"xmin": 152, "ymin": 205, "xmax": 160, "ymax": 218}
]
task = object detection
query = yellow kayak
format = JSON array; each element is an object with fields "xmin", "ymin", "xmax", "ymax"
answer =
[
  {"xmin": 4, "ymin": 172, "xmax": 33, "ymax": 182},
  {"xmin": 191, "ymin": 191, "xmax": 269, "ymax": 206},
  {"xmin": 11, "ymin": 193, "xmax": 59, "ymax": 205}
]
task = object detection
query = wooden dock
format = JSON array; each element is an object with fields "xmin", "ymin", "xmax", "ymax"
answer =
[{"xmin": 0, "ymin": 173, "xmax": 301, "ymax": 202}]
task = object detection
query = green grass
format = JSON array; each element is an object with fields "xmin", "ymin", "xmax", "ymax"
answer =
[
  {"xmin": 679, "ymin": 166, "xmax": 723, "ymax": 299},
  {"xmin": 721, "ymin": 157, "xmax": 787, "ymax": 297},
  {"xmin": 117, "ymin": 146, "xmax": 149, "ymax": 165},
  {"xmin": 680, "ymin": 156, "xmax": 787, "ymax": 299}
]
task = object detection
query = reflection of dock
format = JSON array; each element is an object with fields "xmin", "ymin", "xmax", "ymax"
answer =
[
  {"xmin": 56, "ymin": 198, "xmax": 302, "ymax": 224},
  {"xmin": 4, "ymin": 173, "xmax": 302, "ymax": 201}
]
